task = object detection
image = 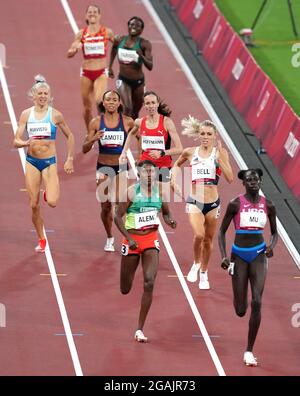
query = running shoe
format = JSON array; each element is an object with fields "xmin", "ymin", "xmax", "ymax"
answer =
[
  {"xmin": 35, "ymin": 239, "xmax": 47, "ymax": 253},
  {"xmin": 134, "ymin": 330, "xmax": 148, "ymax": 343},
  {"xmin": 104, "ymin": 237, "xmax": 115, "ymax": 252},
  {"xmin": 187, "ymin": 263, "xmax": 200, "ymax": 282},
  {"xmin": 243, "ymin": 351, "xmax": 258, "ymax": 367},
  {"xmin": 199, "ymin": 271, "xmax": 210, "ymax": 290}
]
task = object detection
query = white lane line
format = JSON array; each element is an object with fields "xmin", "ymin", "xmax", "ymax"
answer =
[
  {"xmin": 60, "ymin": 0, "xmax": 226, "ymax": 377},
  {"xmin": 0, "ymin": 60, "xmax": 83, "ymax": 377},
  {"xmin": 141, "ymin": 0, "xmax": 300, "ymax": 270}
]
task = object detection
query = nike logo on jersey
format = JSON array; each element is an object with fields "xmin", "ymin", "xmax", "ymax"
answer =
[{"xmin": 257, "ymin": 248, "xmax": 265, "ymax": 254}]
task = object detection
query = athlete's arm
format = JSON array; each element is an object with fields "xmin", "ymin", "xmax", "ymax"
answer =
[
  {"xmin": 164, "ymin": 117, "xmax": 183, "ymax": 156},
  {"xmin": 82, "ymin": 117, "xmax": 103, "ymax": 153},
  {"xmin": 216, "ymin": 139, "xmax": 234, "ymax": 183},
  {"xmin": 265, "ymin": 199, "xmax": 278, "ymax": 258},
  {"xmin": 67, "ymin": 30, "xmax": 83, "ymax": 58},
  {"xmin": 54, "ymin": 110, "xmax": 74, "ymax": 174},
  {"xmin": 106, "ymin": 27, "xmax": 115, "ymax": 43},
  {"xmin": 160, "ymin": 183, "xmax": 177, "ymax": 228},
  {"xmin": 108, "ymin": 35, "xmax": 121, "ymax": 78},
  {"xmin": 218, "ymin": 198, "xmax": 239, "ymax": 268},
  {"xmin": 138, "ymin": 39, "xmax": 153, "ymax": 71},
  {"xmin": 120, "ymin": 118, "xmax": 141, "ymax": 162},
  {"xmin": 114, "ymin": 186, "xmax": 138, "ymax": 249},
  {"xmin": 13, "ymin": 110, "xmax": 31, "ymax": 148},
  {"xmin": 170, "ymin": 147, "xmax": 191, "ymax": 198}
]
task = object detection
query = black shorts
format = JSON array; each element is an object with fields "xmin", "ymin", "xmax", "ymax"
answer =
[
  {"xmin": 186, "ymin": 197, "xmax": 221, "ymax": 216},
  {"xmin": 118, "ymin": 74, "xmax": 145, "ymax": 90},
  {"xmin": 96, "ymin": 162, "xmax": 128, "ymax": 180}
]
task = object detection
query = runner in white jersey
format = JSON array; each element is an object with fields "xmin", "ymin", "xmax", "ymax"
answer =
[{"xmin": 171, "ymin": 118, "xmax": 233, "ymax": 289}]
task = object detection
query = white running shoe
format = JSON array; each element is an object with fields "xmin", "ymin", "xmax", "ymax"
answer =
[
  {"xmin": 243, "ymin": 351, "xmax": 258, "ymax": 367},
  {"xmin": 199, "ymin": 271, "xmax": 210, "ymax": 290},
  {"xmin": 134, "ymin": 330, "xmax": 148, "ymax": 343},
  {"xmin": 104, "ymin": 237, "xmax": 115, "ymax": 252},
  {"xmin": 187, "ymin": 263, "xmax": 201, "ymax": 282}
]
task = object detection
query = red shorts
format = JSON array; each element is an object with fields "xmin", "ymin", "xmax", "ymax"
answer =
[
  {"xmin": 80, "ymin": 68, "xmax": 106, "ymax": 82},
  {"xmin": 121, "ymin": 230, "xmax": 160, "ymax": 256}
]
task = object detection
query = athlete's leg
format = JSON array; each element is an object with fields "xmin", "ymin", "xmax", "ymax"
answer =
[
  {"xmin": 96, "ymin": 174, "xmax": 114, "ymax": 238},
  {"xmin": 188, "ymin": 211, "xmax": 205, "ymax": 264},
  {"xmin": 117, "ymin": 80, "xmax": 133, "ymax": 118},
  {"xmin": 41, "ymin": 164, "xmax": 60, "ymax": 208},
  {"xmin": 25, "ymin": 162, "xmax": 45, "ymax": 240},
  {"xmin": 138, "ymin": 249, "xmax": 159, "ymax": 330},
  {"xmin": 93, "ymin": 74, "xmax": 108, "ymax": 105},
  {"xmin": 131, "ymin": 83, "xmax": 144, "ymax": 120},
  {"xmin": 120, "ymin": 254, "xmax": 140, "ymax": 294},
  {"xmin": 247, "ymin": 255, "xmax": 268, "ymax": 352},
  {"xmin": 80, "ymin": 75, "xmax": 94, "ymax": 131},
  {"xmin": 232, "ymin": 257, "xmax": 249, "ymax": 317},
  {"xmin": 201, "ymin": 208, "xmax": 219, "ymax": 272}
]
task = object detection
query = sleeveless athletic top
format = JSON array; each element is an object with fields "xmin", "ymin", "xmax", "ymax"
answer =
[
  {"xmin": 98, "ymin": 114, "xmax": 127, "ymax": 155},
  {"xmin": 234, "ymin": 194, "xmax": 267, "ymax": 233},
  {"xmin": 81, "ymin": 26, "xmax": 108, "ymax": 59},
  {"xmin": 26, "ymin": 106, "xmax": 57, "ymax": 140},
  {"xmin": 117, "ymin": 36, "xmax": 143, "ymax": 65},
  {"xmin": 189, "ymin": 147, "xmax": 221, "ymax": 185},
  {"xmin": 140, "ymin": 115, "xmax": 172, "ymax": 168},
  {"xmin": 125, "ymin": 183, "xmax": 162, "ymax": 230}
]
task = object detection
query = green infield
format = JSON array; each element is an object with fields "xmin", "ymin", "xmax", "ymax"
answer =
[{"xmin": 214, "ymin": 0, "xmax": 300, "ymax": 115}]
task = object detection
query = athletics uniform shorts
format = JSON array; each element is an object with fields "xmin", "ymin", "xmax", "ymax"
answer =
[{"xmin": 121, "ymin": 230, "xmax": 160, "ymax": 256}]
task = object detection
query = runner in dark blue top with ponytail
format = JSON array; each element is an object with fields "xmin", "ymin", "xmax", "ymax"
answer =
[{"xmin": 83, "ymin": 90, "xmax": 134, "ymax": 252}]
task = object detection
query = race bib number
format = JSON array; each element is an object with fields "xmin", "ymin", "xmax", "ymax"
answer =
[
  {"xmin": 240, "ymin": 210, "xmax": 267, "ymax": 229},
  {"xmin": 141, "ymin": 136, "xmax": 165, "ymax": 151},
  {"xmin": 134, "ymin": 210, "xmax": 158, "ymax": 229},
  {"xmin": 27, "ymin": 122, "xmax": 51, "ymax": 138},
  {"xmin": 84, "ymin": 41, "xmax": 105, "ymax": 55},
  {"xmin": 118, "ymin": 48, "xmax": 139, "ymax": 64},
  {"xmin": 191, "ymin": 163, "xmax": 215, "ymax": 182},
  {"xmin": 100, "ymin": 131, "xmax": 124, "ymax": 146},
  {"xmin": 121, "ymin": 244, "xmax": 129, "ymax": 256}
]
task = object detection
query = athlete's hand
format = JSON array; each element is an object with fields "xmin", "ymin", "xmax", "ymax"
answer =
[
  {"xmin": 128, "ymin": 238, "xmax": 138, "ymax": 250},
  {"xmin": 221, "ymin": 257, "xmax": 230, "ymax": 270},
  {"xmin": 119, "ymin": 152, "xmax": 127, "ymax": 164},
  {"xmin": 148, "ymin": 150, "xmax": 161, "ymax": 160},
  {"xmin": 216, "ymin": 140, "xmax": 228, "ymax": 163},
  {"xmin": 108, "ymin": 68, "xmax": 114, "ymax": 79},
  {"xmin": 23, "ymin": 138, "xmax": 33, "ymax": 147},
  {"xmin": 164, "ymin": 216, "xmax": 177, "ymax": 229},
  {"xmin": 265, "ymin": 246, "xmax": 273, "ymax": 258},
  {"xmin": 93, "ymin": 130, "xmax": 105, "ymax": 142},
  {"xmin": 64, "ymin": 158, "xmax": 74, "ymax": 174}
]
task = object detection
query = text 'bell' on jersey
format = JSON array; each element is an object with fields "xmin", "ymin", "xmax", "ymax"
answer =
[
  {"xmin": 125, "ymin": 183, "xmax": 162, "ymax": 230},
  {"xmin": 189, "ymin": 147, "xmax": 221, "ymax": 185},
  {"xmin": 234, "ymin": 195, "xmax": 267, "ymax": 232},
  {"xmin": 98, "ymin": 114, "xmax": 127, "ymax": 155},
  {"xmin": 81, "ymin": 26, "xmax": 108, "ymax": 59},
  {"xmin": 140, "ymin": 115, "xmax": 172, "ymax": 168},
  {"xmin": 117, "ymin": 36, "xmax": 143, "ymax": 65},
  {"xmin": 26, "ymin": 106, "xmax": 57, "ymax": 140}
]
